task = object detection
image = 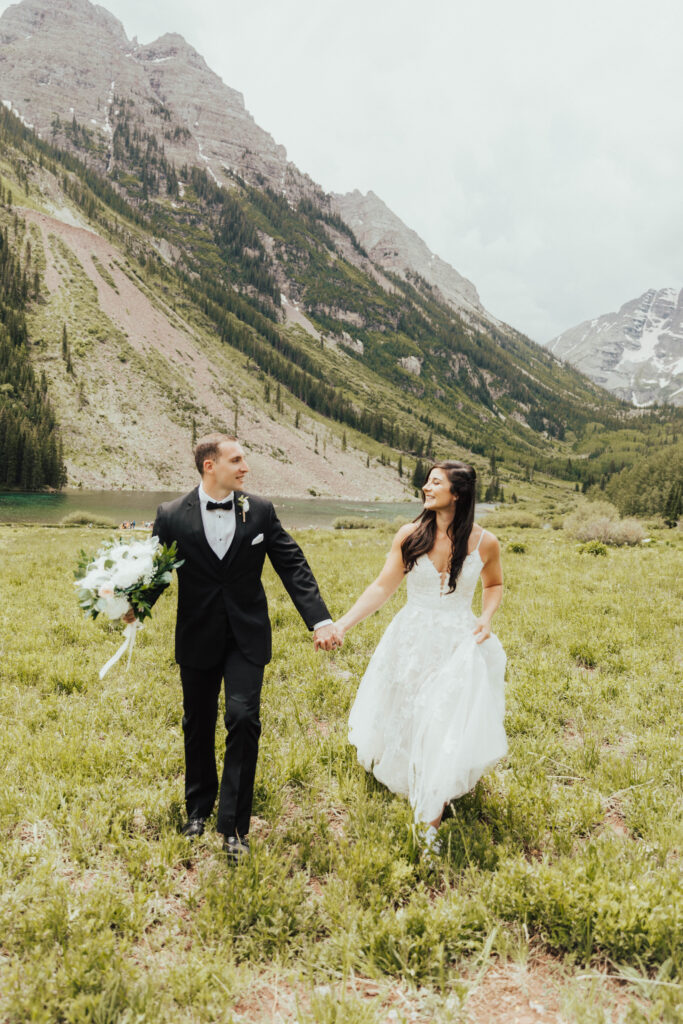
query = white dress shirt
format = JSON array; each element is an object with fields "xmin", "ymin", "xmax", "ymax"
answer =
[
  {"xmin": 198, "ymin": 482, "xmax": 236, "ymax": 559},
  {"xmin": 197, "ymin": 482, "xmax": 332, "ymax": 630}
]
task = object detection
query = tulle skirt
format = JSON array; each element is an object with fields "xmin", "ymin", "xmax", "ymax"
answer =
[{"xmin": 348, "ymin": 603, "xmax": 507, "ymax": 823}]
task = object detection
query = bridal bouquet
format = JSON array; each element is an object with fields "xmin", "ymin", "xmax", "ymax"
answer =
[{"xmin": 74, "ymin": 536, "xmax": 183, "ymax": 678}]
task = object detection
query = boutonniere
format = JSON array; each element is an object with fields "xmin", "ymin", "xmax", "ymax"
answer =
[{"xmin": 237, "ymin": 495, "xmax": 250, "ymax": 523}]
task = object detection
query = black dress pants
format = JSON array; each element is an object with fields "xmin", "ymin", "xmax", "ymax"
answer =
[{"xmin": 179, "ymin": 642, "xmax": 264, "ymax": 838}]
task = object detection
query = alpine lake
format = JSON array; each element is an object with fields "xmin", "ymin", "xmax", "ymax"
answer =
[{"xmin": 0, "ymin": 490, "xmax": 423, "ymax": 529}]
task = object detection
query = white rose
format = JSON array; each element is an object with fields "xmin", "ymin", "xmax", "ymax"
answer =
[
  {"xmin": 77, "ymin": 570, "xmax": 107, "ymax": 591},
  {"xmin": 97, "ymin": 595, "xmax": 131, "ymax": 619},
  {"xmin": 133, "ymin": 554, "xmax": 154, "ymax": 578},
  {"xmin": 111, "ymin": 563, "xmax": 144, "ymax": 591}
]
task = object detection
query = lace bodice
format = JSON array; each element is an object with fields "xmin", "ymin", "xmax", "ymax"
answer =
[{"xmin": 406, "ymin": 550, "xmax": 483, "ymax": 613}]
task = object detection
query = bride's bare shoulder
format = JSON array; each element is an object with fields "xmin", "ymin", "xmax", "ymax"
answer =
[
  {"xmin": 473, "ymin": 524, "xmax": 500, "ymax": 558},
  {"xmin": 392, "ymin": 521, "xmax": 420, "ymax": 545}
]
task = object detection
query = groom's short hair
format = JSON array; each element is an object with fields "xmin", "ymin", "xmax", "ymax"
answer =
[{"xmin": 194, "ymin": 433, "xmax": 238, "ymax": 474}]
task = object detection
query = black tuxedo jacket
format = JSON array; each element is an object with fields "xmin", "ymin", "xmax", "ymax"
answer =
[{"xmin": 152, "ymin": 488, "xmax": 330, "ymax": 669}]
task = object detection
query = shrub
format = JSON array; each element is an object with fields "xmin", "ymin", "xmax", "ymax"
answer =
[
  {"xmin": 508, "ymin": 541, "xmax": 526, "ymax": 553},
  {"xmin": 578, "ymin": 540, "xmax": 608, "ymax": 556},
  {"xmin": 608, "ymin": 518, "xmax": 646, "ymax": 545},
  {"xmin": 565, "ymin": 502, "xmax": 645, "ymax": 546},
  {"xmin": 60, "ymin": 510, "xmax": 118, "ymax": 528},
  {"xmin": 333, "ymin": 517, "xmax": 373, "ymax": 530},
  {"xmin": 481, "ymin": 510, "xmax": 541, "ymax": 529}
]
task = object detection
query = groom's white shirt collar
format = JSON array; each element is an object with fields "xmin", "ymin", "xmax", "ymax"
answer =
[
  {"xmin": 197, "ymin": 481, "xmax": 236, "ymax": 559},
  {"xmin": 197, "ymin": 482, "xmax": 234, "ymax": 506}
]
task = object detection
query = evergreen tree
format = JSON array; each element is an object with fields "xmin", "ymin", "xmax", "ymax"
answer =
[
  {"xmin": 664, "ymin": 482, "xmax": 682, "ymax": 528},
  {"xmin": 0, "ymin": 220, "xmax": 66, "ymax": 489},
  {"xmin": 412, "ymin": 458, "xmax": 427, "ymax": 489},
  {"xmin": 484, "ymin": 476, "xmax": 501, "ymax": 502}
]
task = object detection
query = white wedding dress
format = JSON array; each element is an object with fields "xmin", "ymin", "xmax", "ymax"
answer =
[{"xmin": 348, "ymin": 531, "xmax": 507, "ymax": 824}]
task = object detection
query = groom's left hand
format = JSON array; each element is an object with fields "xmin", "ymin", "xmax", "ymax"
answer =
[{"xmin": 314, "ymin": 623, "xmax": 342, "ymax": 652}]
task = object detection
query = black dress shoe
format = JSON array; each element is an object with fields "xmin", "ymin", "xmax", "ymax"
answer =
[
  {"xmin": 181, "ymin": 817, "xmax": 206, "ymax": 837},
  {"xmin": 223, "ymin": 835, "xmax": 250, "ymax": 862}
]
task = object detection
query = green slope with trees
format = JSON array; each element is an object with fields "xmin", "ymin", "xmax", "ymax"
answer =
[
  {"xmin": 0, "ymin": 199, "xmax": 65, "ymax": 489},
  {"xmin": 0, "ymin": 102, "xmax": 681, "ymax": 517}
]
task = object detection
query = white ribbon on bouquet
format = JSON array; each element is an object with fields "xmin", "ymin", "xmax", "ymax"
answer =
[{"xmin": 99, "ymin": 619, "xmax": 143, "ymax": 680}]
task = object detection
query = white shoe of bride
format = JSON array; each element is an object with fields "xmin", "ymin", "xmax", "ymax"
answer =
[{"xmin": 423, "ymin": 825, "xmax": 443, "ymax": 860}]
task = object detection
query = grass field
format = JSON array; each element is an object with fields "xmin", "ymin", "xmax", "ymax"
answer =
[{"xmin": 0, "ymin": 522, "xmax": 681, "ymax": 1023}]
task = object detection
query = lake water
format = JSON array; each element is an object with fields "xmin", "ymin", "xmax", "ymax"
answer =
[{"xmin": 0, "ymin": 490, "xmax": 423, "ymax": 530}]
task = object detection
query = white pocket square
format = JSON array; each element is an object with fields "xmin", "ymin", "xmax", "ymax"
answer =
[{"xmin": 251, "ymin": 533, "xmax": 264, "ymax": 546}]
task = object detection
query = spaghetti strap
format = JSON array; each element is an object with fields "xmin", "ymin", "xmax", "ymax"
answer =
[{"xmin": 474, "ymin": 527, "xmax": 486, "ymax": 552}]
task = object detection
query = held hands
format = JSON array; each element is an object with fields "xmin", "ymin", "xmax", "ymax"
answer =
[
  {"xmin": 314, "ymin": 622, "xmax": 345, "ymax": 652},
  {"xmin": 472, "ymin": 617, "xmax": 491, "ymax": 644}
]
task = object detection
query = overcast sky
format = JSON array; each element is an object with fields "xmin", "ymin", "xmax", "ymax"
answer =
[{"xmin": 5, "ymin": 0, "xmax": 682, "ymax": 341}]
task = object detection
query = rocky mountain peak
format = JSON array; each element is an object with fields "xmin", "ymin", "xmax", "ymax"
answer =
[
  {"xmin": 0, "ymin": 0, "xmax": 127, "ymax": 45},
  {"xmin": 138, "ymin": 32, "xmax": 208, "ymax": 68},
  {"xmin": 547, "ymin": 286, "xmax": 683, "ymax": 406},
  {"xmin": 332, "ymin": 188, "xmax": 493, "ymax": 324},
  {"xmin": 0, "ymin": 0, "xmax": 293, "ymax": 189}
]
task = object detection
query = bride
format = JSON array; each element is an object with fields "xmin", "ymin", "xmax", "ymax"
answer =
[{"xmin": 334, "ymin": 461, "xmax": 507, "ymax": 848}]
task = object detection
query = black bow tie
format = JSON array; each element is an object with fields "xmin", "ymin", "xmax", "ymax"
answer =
[{"xmin": 205, "ymin": 499, "xmax": 233, "ymax": 511}]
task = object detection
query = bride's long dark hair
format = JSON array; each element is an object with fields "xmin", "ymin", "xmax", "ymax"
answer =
[{"xmin": 401, "ymin": 461, "xmax": 477, "ymax": 593}]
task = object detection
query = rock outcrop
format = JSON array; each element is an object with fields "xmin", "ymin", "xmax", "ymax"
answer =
[{"xmin": 331, "ymin": 189, "xmax": 493, "ymax": 323}]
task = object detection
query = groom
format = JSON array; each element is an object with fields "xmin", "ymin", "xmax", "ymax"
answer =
[{"xmin": 144, "ymin": 433, "xmax": 338, "ymax": 860}]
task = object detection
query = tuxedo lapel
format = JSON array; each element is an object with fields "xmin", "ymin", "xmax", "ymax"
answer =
[
  {"xmin": 221, "ymin": 490, "xmax": 247, "ymax": 572},
  {"xmin": 185, "ymin": 487, "xmax": 222, "ymax": 570}
]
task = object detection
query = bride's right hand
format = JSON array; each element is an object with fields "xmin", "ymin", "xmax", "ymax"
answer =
[
  {"xmin": 314, "ymin": 623, "xmax": 345, "ymax": 651},
  {"xmin": 325, "ymin": 622, "xmax": 346, "ymax": 650}
]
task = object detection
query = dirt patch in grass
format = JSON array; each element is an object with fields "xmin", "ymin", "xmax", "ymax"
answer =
[
  {"xmin": 465, "ymin": 956, "xmax": 563, "ymax": 1023},
  {"xmin": 464, "ymin": 954, "xmax": 645, "ymax": 1024},
  {"xmin": 601, "ymin": 796, "xmax": 632, "ymax": 839},
  {"xmin": 216, "ymin": 956, "xmax": 648, "ymax": 1023}
]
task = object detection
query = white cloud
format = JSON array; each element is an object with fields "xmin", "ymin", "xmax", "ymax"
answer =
[{"xmin": 3, "ymin": 0, "xmax": 681, "ymax": 341}]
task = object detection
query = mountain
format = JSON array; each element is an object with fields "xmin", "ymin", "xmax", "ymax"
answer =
[
  {"xmin": 1, "ymin": 0, "xmax": 680, "ymax": 500},
  {"xmin": 0, "ymin": 0, "xmax": 303, "ymax": 194},
  {"xmin": 547, "ymin": 288, "xmax": 683, "ymax": 407},
  {"xmin": 331, "ymin": 190, "xmax": 488, "ymax": 323}
]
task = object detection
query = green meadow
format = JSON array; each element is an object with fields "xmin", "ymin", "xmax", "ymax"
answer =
[{"xmin": 0, "ymin": 522, "xmax": 681, "ymax": 1023}]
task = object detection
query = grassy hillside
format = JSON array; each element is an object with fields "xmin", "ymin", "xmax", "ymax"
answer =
[
  {"xmin": 0, "ymin": 521, "xmax": 680, "ymax": 1022},
  {"xmin": 0, "ymin": 103, "xmax": 681, "ymax": 506}
]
